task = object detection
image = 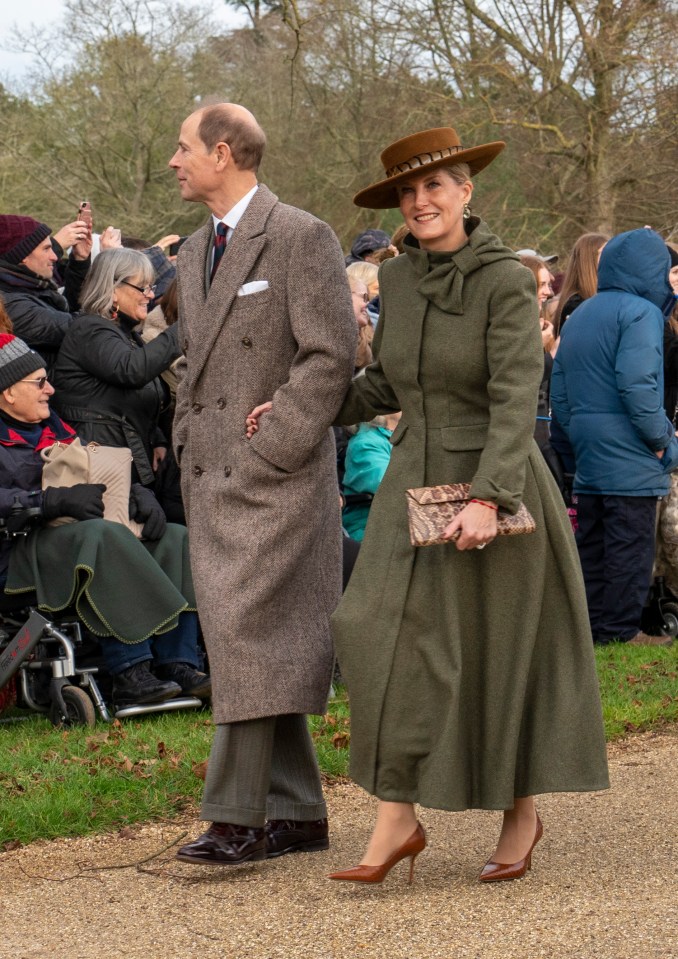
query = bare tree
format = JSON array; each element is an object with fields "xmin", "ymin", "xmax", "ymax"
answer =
[
  {"xmin": 389, "ymin": 0, "xmax": 677, "ymax": 245},
  {"xmin": 0, "ymin": 0, "xmax": 219, "ymax": 236}
]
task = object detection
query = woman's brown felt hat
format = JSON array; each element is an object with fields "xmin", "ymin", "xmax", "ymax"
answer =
[{"xmin": 353, "ymin": 127, "xmax": 506, "ymax": 209}]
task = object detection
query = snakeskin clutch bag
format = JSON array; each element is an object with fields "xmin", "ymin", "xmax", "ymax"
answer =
[{"xmin": 405, "ymin": 482, "xmax": 536, "ymax": 547}]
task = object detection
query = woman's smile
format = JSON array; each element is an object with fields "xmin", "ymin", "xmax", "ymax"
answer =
[{"xmin": 398, "ymin": 169, "xmax": 472, "ymax": 251}]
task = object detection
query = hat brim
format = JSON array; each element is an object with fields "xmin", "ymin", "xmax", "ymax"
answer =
[{"xmin": 353, "ymin": 141, "xmax": 506, "ymax": 210}]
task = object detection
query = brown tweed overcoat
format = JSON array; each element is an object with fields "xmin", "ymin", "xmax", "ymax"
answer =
[{"xmin": 174, "ymin": 185, "xmax": 357, "ymax": 724}]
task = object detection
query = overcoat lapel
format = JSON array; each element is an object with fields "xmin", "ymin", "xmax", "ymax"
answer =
[
  {"xmin": 184, "ymin": 185, "xmax": 278, "ymax": 390},
  {"xmin": 180, "ymin": 219, "xmax": 212, "ymax": 307}
]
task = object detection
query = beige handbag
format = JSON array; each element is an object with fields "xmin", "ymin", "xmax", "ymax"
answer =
[
  {"xmin": 41, "ymin": 438, "xmax": 143, "ymax": 537},
  {"xmin": 406, "ymin": 482, "xmax": 536, "ymax": 547}
]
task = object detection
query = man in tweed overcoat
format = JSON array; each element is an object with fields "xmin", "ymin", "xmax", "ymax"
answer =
[{"xmin": 169, "ymin": 104, "xmax": 356, "ymax": 865}]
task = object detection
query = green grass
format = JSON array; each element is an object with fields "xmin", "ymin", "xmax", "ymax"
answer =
[
  {"xmin": 595, "ymin": 643, "xmax": 678, "ymax": 738},
  {"xmin": 1, "ymin": 646, "xmax": 676, "ymax": 848},
  {"xmin": 0, "ymin": 711, "xmax": 213, "ymax": 846}
]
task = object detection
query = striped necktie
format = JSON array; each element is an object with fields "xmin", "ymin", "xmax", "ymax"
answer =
[{"xmin": 210, "ymin": 222, "xmax": 228, "ymax": 282}]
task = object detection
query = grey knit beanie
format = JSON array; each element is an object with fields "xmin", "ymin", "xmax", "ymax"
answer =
[{"xmin": 0, "ymin": 334, "xmax": 46, "ymax": 392}]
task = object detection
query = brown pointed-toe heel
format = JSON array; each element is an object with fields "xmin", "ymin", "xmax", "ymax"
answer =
[
  {"xmin": 479, "ymin": 813, "xmax": 543, "ymax": 882},
  {"xmin": 329, "ymin": 822, "xmax": 426, "ymax": 885}
]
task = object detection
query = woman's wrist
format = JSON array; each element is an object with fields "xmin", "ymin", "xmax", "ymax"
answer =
[{"xmin": 470, "ymin": 498, "xmax": 498, "ymax": 511}]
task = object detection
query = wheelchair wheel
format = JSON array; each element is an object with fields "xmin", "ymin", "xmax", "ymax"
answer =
[
  {"xmin": 659, "ymin": 602, "xmax": 678, "ymax": 637},
  {"xmin": 49, "ymin": 685, "xmax": 96, "ymax": 728}
]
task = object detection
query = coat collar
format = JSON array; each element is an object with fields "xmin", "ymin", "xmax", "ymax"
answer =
[
  {"xmin": 181, "ymin": 184, "xmax": 278, "ymax": 388},
  {"xmin": 0, "ymin": 409, "xmax": 76, "ymax": 449}
]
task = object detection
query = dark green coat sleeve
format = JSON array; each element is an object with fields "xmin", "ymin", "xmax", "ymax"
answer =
[{"xmin": 469, "ymin": 263, "xmax": 542, "ymax": 511}]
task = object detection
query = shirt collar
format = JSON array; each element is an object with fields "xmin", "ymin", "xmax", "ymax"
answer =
[{"xmin": 212, "ymin": 184, "xmax": 259, "ymax": 237}]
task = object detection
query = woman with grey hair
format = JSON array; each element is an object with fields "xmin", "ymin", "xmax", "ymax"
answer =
[{"xmin": 52, "ymin": 249, "xmax": 180, "ymax": 488}]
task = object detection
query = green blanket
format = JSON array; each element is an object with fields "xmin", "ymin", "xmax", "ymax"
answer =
[{"xmin": 6, "ymin": 520, "xmax": 196, "ymax": 644}]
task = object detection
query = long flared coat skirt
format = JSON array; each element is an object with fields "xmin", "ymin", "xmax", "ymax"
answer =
[{"xmin": 332, "ymin": 229, "xmax": 609, "ymax": 811}]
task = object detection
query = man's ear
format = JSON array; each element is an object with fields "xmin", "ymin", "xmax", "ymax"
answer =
[
  {"xmin": 215, "ymin": 142, "xmax": 232, "ymax": 168},
  {"xmin": 0, "ymin": 387, "xmax": 15, "ymax": 410}
]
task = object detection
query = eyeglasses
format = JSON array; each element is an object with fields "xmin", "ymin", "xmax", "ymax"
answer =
[
  {"xmin": 121, "ymin": 280, "xmax": 156, "ymax": 296},
  {"xmin": 20, "ymin": 376, "xmax": 49, "ymax": 389},
  {"xmin": 351, "ymin": 290, "xmax": 370, "ymax": 304}
]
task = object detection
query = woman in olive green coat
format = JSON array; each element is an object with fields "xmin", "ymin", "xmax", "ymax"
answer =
[{"xmin": 325, "ymin": 128, "xmax": 609, "ymax": 885}]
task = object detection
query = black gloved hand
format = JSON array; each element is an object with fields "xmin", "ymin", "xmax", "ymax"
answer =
[
  {"xmin": 129, "ymin": 483, "xmax": 166, "ymax": 540},
  {"xmin": 42, "ymin": 484, "xmax": 107, "ymax": 521}
]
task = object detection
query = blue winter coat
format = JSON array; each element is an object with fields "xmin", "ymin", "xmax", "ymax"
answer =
[{"xmin": 551, "ymin": 228, "xmax": 678, "ymax": 495}]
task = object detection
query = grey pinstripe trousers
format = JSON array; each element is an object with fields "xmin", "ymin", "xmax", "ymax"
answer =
[{"xmin": 200, "ymin": 714, "xmax": 327, "ymax": 826}]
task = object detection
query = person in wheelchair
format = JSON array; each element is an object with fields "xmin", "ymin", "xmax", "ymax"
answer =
[{"xmin": 0, "ymin": 332, "xmax": 210, "ymax": 707}]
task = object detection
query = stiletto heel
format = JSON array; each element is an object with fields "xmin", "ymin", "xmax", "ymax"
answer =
[
  {"xmin": 408, "ymin": 854, "xmax": 416, "ymax": 884},
  {"xmin": 329, "ymin": 823, "xmax": 426, "ymax": 885},
  {"xmin": 479, "ymin": 813, "xmax": 542, "ymax": 883}
]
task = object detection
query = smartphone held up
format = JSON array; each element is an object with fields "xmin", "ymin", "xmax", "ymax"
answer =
[{"xmin": 78, "ymin": 201, "xmax": 93, "ymax": 229}]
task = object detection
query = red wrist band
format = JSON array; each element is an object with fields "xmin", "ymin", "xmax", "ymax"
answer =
[{"xmin": 470, "ymin": 498, "xmax": 498, "ymax": 511}]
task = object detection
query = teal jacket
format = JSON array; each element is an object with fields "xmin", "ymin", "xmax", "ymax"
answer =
[{"xmin": 342, "ymin": 423, "xmax": 393, "ymax": 541}]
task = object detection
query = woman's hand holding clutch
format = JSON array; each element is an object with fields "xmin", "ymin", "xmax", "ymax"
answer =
[{"xmin": 443, "ymin": 501, "xmax": 498, "ymax": 551}]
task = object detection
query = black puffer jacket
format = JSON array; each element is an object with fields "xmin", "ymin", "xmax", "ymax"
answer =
[
  {"xmin": 0, "ymin": 253, "xmax": 89, "ymax": 374},
  {"xmin": 52, "ymin": 313, "xmax": 180, "ymax": 486}
]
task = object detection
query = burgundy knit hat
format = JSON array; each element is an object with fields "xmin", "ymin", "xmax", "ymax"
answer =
[
  {"xmin": 0, "ymin": 216, "xmax": 52, "ymax": 265},
  {"xmin": 0, "ymin": 334, "xmax": 46, "ymax": 392}
]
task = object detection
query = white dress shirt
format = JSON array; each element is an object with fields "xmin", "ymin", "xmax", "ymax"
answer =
[{"xmin": 210, "ymin": 184, "xmax": 259, "ymax": 270}]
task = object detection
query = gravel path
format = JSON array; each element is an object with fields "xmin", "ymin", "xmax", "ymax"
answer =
[{"xmin": 1, "ymin": 730, "xmax": 676, "ymax": 959}]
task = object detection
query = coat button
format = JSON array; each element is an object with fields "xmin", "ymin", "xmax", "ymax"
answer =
[
  {"xmin": 223, "ymin": 466, "xmax": 231, "ymax": 477},
  {"xmin": 241, "ymin": 337, "xmax": 253, "ymax": 348},
  {"xmin": 192, "ymin": 403, "xmax": 203, "ymax": 414},
  {"xmin": 216, "ymin": 398, "xmax": 226, "ymax": 410},
  {"xmin": 193, "ymin": 466, "xmax": 203, "ymax": 477}
]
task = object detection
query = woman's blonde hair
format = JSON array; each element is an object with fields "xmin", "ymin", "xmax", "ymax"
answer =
[
  {"xmin": 439, "ymin": 162, "xmax": 472, "ymax": 186},
  {"xmin": 391, "ymin": 223, "xmax": 409, "ymax": 253},
  {"xmin": 347, "ymin": 261, "xmax": 379, "ymax": 288},
  {"xmin": 355, "ymin": 324, "xmax": 374, "ymax": 371}
]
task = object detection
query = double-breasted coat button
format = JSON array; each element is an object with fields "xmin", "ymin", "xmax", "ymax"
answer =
[
  {"xmin": 241, "ymin": 337, "xmax": 253, "ymax": 348},
  {"xmin": 193, "ymin": 466, "xmax": 203, "ymax": 477},
  {"xmin": 216, "ymin": 398, "xmax": 226, "ymax": 410},
  {"xmin": 223, "ymin": 466, "xmax": 232, "ymax": 477},
  {"xmin": 192, "ymin": 403, "xmax": 203, "ymax": 414}
]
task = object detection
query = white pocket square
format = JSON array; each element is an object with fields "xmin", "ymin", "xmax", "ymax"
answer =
[{"xmin": 237, "ymin": 280, "xmax": 269, "ymax": 296}]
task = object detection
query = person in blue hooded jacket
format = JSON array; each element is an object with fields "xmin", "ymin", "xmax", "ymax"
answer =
[{"xmin": 551, "ymin": 228, "xmax": 678, "ymax": 645}]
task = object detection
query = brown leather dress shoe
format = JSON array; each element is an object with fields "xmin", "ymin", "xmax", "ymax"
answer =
[
  {"xmin": 176, "ymin": 823, "xmax": 266, "ymax": 865},
  {"xmin": 265, "ymin": 818, "xmax": 329, "ymax": 858}
]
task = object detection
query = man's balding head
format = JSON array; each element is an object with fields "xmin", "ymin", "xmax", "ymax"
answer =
[{"xmin": 195, "ymin": 103, "xmax": 266, "ymax": 173}]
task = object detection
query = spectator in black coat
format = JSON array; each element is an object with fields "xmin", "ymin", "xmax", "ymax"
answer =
[
  {"xmin": 52, "ymin": 249, "xmax": 180, "ymax": 488},
  {"xmin": 0, "ymin": 215, "xmax": 92, "ymax": 374}
]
